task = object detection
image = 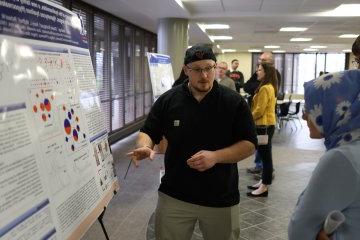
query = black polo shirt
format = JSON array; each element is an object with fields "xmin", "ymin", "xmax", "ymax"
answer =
[{"xmin": 141, "ymin": 80, "xmax": 257, "ymax": 207}]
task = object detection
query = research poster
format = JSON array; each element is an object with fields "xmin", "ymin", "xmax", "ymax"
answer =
[
  {"xmin": 146, "ymin": 53, "xmax": 174, "ymax": 101},
  {"xmin": 0, "ymin": 0, "xmax": 118, "ymax": 239}
]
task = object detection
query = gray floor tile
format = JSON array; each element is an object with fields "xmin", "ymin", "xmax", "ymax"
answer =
[
  {"xmin": 256, "ymin": 219, "xmax": 288, "ymax": 236},
  {"xmin": 241, "ymin": 226, "xmax": 274, "ymax": 240},
  {"xmin": 254, "ymin": 206, "xmax": 292, "ymax": 220},
  {"xmin": 239, "ymin": 206, "xmax": 251, "ymax": 215},
  {"xmin": 239, "ymin": 199, "xmax": 268, "ymax": 211},
  {"xmin": 239, "ymin": 219, "xmax": 252, "ymax": 230},
  {"xmin": 241, "ymin": 211, "xmax": 272, "ymax": 225}
]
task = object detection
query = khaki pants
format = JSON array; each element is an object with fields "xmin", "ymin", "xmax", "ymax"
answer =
[{"xmin": 155, "ymin": 192, "xmax": 240, "ymax": 240}]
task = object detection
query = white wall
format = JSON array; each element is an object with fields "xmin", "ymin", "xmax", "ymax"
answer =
[{"xmin": 216, "ymin": 52, "xmax": 253, "ymax": 81}]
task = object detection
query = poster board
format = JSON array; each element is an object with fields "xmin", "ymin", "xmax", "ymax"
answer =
[
  {"xmin": 146, "ymin": 53, "xmax": 174, "ymax": 101},
  {"xmin": 0, "ymin": 0, "xmax": 119, "ymax": 239}
]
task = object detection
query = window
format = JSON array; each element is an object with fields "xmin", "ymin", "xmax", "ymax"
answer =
[
  {"xmin": 144, "ymin": 34, "xmax": 154, "ymax": 114},
  {"xmin": 111, "ymin": 21, "xmax": 125, "ymax": 131},
  {"xmin": 94, "ymin": 15, "xmax": 111, "ymax": 131},
  {"xmin": 326, "ymin": 53, "xmax": 345, "ymax": 73},
  {"xmin": 124, "ymin": 27, "xmax": 135, "ymax": 124},
  {"xmin": 284, "ymin": 54, "xmax": 294, "ymax": 93},
  {"xmin": 134, "ymin": 30, "xmax": 144, "ymax": 119},
  {"xmin": 252, "ymin": 52, "xmax": 346, "ymax": 94},
  {"xmin": 294, "ymin": 54, "xmax": 316, "ymax": 94}
]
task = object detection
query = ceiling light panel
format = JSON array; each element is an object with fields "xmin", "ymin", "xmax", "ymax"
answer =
[
  {"xmin": 222, "ymin": 49, "xmax": 236, "ymax": 53},
  {"xmin": 322, "ymin": 4, "xmax": 360, "ymax": 17},
  {"xmin": 264, "ymin": 45, "xmax": 280, "ymax": 49},
  {"xmin": 272, "ymin": 50, "xmax": 286, "ymax": 53},
  {"xmin": 290, "ymin": 38, "xmax": 312, "ymax": 42},
  {"xmin": 198, "ymin": 24, "xmax": 230, "ymax": 30},
  {"xmin": 280, "ymin": 27, "xmax": 308, "ymax": 32},
  {"xmin": 338, "ymin": 34, "xmax": 359, "ymax": 38},
  {"xmin": 303, "ymin": 48, "xmax": 318, "ymax": 52},
  {"xmin": 248, "ymin": 49, "xmax": 262, "ymax": 52},
  {"xmin": 209, "ymin": 36, "xmax": 233, "ymax": 41},
  {"xmin": 174, "ymin": 0, "xmax": 185, "ymax": 9}
]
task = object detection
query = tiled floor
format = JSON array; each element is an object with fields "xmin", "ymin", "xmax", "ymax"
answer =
[{"xmin": 81, "ymin": 119, "xmax": 325, "ymax": 240}]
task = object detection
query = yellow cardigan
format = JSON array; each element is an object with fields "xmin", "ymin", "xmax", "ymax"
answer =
[{"xmin": 251, "ymin": 84, "xmax": 276, "ymax": 126}]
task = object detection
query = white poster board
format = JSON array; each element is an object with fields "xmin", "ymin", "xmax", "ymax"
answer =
[
  {"xmin": 147, "ymin": 53, "xmax": 174, "ymax": 101},
  {"xmin": 0, "ymin": 0, "xmax": 119, "ymax": 239}
]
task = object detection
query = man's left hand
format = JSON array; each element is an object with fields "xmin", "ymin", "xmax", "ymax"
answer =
[{"xmin": 186, "ymin": 150, "xmax": 217, "ymax": 172}]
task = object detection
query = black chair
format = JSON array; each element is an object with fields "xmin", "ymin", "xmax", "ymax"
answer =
[
  {"xmin": 277, "ymin": 92, "xmax": 285, "ymax": 100},
  {"xmin": 277, "ymin": 102, "xmax": 293, "ymax": 130},
  {"xmin": 288, "ymin": 102, "xmax": 302, "ymax": 127}
]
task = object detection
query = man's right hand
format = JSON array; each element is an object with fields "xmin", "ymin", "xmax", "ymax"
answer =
[{"xmin": 126, "ymin": 146, "xmax": 156, "ymax": 167}]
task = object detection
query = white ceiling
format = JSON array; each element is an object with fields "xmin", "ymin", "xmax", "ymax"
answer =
[{"xmin": 83, "ymin": 0, "xmax": 360, "ymax": 53}]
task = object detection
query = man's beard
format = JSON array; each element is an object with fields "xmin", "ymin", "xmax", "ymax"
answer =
[
  {"xmin": 189, "ymin": 82, "xmax": 212, "ymax": 94},
  {"xmin": 192, "ymin": 84, "xmax": 211, "ymax": 93}
]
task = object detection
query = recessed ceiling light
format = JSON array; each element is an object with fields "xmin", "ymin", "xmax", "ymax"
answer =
[
  {"xmin": 322, "ymin": 4, "xmax": 360, "ymax": 17},
  {"xmin": 174, "ymin": 0, "xmax": 185, "ymax": 9},
  {"xmin": 303, "ymin": 48, "xmax": 318, "ymax": 52},
  {"xmin": 338, "ymin": 34, "xmax": 359, "ymax": 38},
  {"xmin": 209, "ymin": 36, "xmax": 233, "ymax": 41},
  {"xmin": 280, "ymin": 27, "xmax": 308, "ymax": 32},
  {"xmin": 290, "ymin": 38, "xmax": 312, "ymax": 42},
  {"xmin": 198, "ymin": 24, "xmax": 230, "ymax": 33},
  {"xmin": 272, "ymin": 50, "xmax": 286, "ymax": 53},
  {"xmin": 342, "ymin": 49, "xmax": 352, "ymax": 52},
  {"xmin": 198, "ymin": 24, "xmax": 230, "ymax": 30},
  {"xmin": 222, "ymin": 49, "xmax": 236, "ymax": 53},
  {"xmin": 310, "ymin": 46, "xmax": 327, "ymax": 48},
  {"xmin": 264, "ymin": 45, "xmax": 280, "ymax": 49},
  {"xmin": 248, "ymin": 49, "xmax": 262, "ymax": 53}
]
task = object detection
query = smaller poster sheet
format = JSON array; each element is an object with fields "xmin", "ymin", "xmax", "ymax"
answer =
[{"xmin": 146, "ymin": 53, "xmax": 174, "ymax": 101}]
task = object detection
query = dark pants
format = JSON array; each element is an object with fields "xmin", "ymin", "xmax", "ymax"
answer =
[{"xmin": 256, "ymin": 125, "xmax": 275, "ymax": 185}]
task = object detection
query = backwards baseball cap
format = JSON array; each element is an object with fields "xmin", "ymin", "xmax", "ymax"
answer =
[{"xmin": 184, "ymin": 44, "xmax": 217, "ymax": 65}]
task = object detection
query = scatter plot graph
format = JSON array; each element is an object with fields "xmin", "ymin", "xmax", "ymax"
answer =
[
  {"xmin": 31, "ymin": 89, "xmax": 58, "ymax": 137},
  {"xmin": 32, "ymin": 90, "xmax": 55, "ymax": 123},
  {"xmin": 61, "ymin": 104, "xmax": 87, "ymax": 153}
]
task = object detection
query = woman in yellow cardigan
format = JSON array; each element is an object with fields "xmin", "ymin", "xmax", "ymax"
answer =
[{"xmin": 247, "ymin": 62, "xmax": 278, "ymax": 197}]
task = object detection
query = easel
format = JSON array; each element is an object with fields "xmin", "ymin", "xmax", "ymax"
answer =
[
  {"xmin": 98, "ymin": 189, "xmax": 117, "ymax": 240},
  {"xmin": 98, "ymin": 207, "xmax": 109, "ymax": 240}
]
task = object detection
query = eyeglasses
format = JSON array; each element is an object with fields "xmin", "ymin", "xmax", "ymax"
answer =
[
  {"xmin": 186, "ymin": 65, "xmax": 216, "ymax": 75},
  {"xmin": 352, "ymin": 58, "xmax": 360, "ymax": 68}
]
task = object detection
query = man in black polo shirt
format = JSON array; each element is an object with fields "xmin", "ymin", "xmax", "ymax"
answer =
[{"xmin": 128, "ymin": 44, "xmax": 257, "ymax": 240}]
